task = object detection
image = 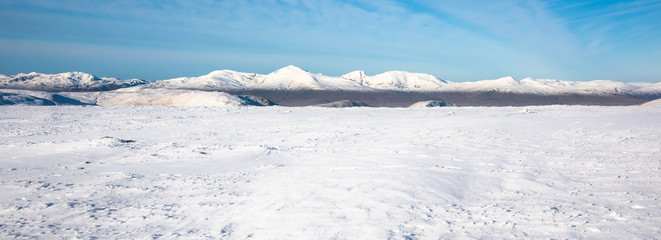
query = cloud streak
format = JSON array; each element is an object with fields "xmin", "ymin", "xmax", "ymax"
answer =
[{"xmin": 0, "ymin": 0, "xmax": 660, "ymax": 82}]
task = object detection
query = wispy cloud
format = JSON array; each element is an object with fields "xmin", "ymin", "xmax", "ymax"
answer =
[{"xmin": 0, "ymin": 0, "xmax": 660, "ymax": 82}]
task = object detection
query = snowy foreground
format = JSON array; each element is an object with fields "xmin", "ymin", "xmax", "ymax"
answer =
[{"xmin": 1, "ymin": 106, "xmax": 660, "ymax": 239}]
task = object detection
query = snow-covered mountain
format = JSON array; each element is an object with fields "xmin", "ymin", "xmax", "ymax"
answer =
[
  {"xmin": 2, "ymin": 67, "xmax": 660, "ymax": 96},
  {"xmin": 151, "ymin": 66, "xmax": 660, "ymax": 95},
  {"xmin": 0, "ymin": 72, "xmax": 146, "ymax": 91},
  {"xmin": 341, "ymin": 70, "xmax": 448, "ymax": 90},
  {"xmin": 149, "ymin": 70, "xmax": 260, "ymax": 91},
  {"xmin": 152, "ymin": 65, "xmax": 367, "ymax": 91},
  {"xmin": 256, "ymin": 65, "xmax": 365, "ymax": 91},
  {"xmin": 437, "ymin": 77, "xmax": 661, "ymax": 96}
]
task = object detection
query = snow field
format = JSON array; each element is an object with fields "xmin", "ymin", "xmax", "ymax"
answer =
[{"xmin": 0, "ymin": 106, "xmax": 660, "ymax": 239}]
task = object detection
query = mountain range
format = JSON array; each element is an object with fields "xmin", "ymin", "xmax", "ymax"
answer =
[
  {"xmin": 2, "ymin": 65, "xmax": 661, "ymax": 95},
  {"xmin": 1, "ymin": 65, "xmax": 661, "ymax": 106},
  {"xmin": 0, "ymin": 71, "xmax": 146, "ymax": 91}
]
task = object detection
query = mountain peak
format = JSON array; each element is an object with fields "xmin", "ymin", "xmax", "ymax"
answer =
[
  {"xmin": 363, "ymin": 71, "xmax": 446, "ymax": 90},
  {"xmin": 495, "ymin": 76, "xmax": 520, "ymax": 85},
  {"xmin": 341, "ymin": 70, "xmax": 368, "ymax": 83},
  {"xmin": 272, "ymin": 65, "xmax": 307, "ymax": 74}
]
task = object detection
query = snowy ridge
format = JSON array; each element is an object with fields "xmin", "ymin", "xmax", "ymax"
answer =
[
  {"xmin": 438, "ymin": 77, "xmax": 645, "ymax": 95},
  {"xmin": 149, "ymin": 70, "xmax": 260, "ymax": 90},
  {"xmin": 342, "ymin": 70, "xmax": 448, "ymax": 90},
  {"xmin": 0, "ymin": 72, "xmax": 146, "ymax": 91}
]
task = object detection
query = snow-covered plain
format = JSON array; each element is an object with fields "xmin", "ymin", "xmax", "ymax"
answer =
[{"xmin": 1, "ymin": 105, "xmax": 660, "ymax": 239}]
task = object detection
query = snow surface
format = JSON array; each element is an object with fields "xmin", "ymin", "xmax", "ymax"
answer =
[
  {"xmin": 1, "ymin": 106, "xmax": 660, "ymax": 239},
  {"xmin": 0, "ymin": 72, "xmax": 145, "ymax": 91}
]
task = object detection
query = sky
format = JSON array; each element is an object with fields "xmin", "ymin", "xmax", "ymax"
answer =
[{"xmin": 1, "ymin": 0, "xmax": 660, "ymax": 82}]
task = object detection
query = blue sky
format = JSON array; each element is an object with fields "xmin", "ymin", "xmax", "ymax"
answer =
[{"xmin": 1, "ymin": 0, "xmax": 660, "ymax": 82}]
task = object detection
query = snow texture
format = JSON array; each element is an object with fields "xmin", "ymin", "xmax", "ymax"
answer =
[{"xmin": 1, "ymin": 106, "xmax": 660, "ymax": 239}]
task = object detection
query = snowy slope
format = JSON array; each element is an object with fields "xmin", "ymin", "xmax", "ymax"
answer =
[
  {"xmin": 0, "ymin": 90, "xmax": 55, "ymax": 105},
  {"xmin": 0, "ymin": 72, "xmax": 146, "ymax": 91},
  {"xmin": 0, "ymin": 89, "xmax": 95, "ymax": 105},
  {"xmin": 439, "ymin": 77, "xmax": 642, "ymax": 95},
  {"xmin": 0, "ymin": 88, "xmax": 271, "ymax": 107},
  {"xmin": 630, "ymin": 82, "xmax": 661, "ymax": 95},
  {"xmin": 1, "ymin": 106, "xmax": 660, "ymax": 239},
  {"xmin": 641, "ymin": 98, "xmax": 661, "ymax": 106},
  {"xmin": 95, "ymin": 87, "xmax": 253, "ymax": 107}
]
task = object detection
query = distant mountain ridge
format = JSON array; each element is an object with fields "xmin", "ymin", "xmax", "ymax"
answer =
[
  {"xmin": 148, "ymin": 65, "xmax": 661, "ymax": 96},
  {"xmin": 0, "ymin": 72, "xmax": 146, "ymax": 91},
  {"xmin": 2, "ymin": 66, "xmax": 661, "ymax": 97}
]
